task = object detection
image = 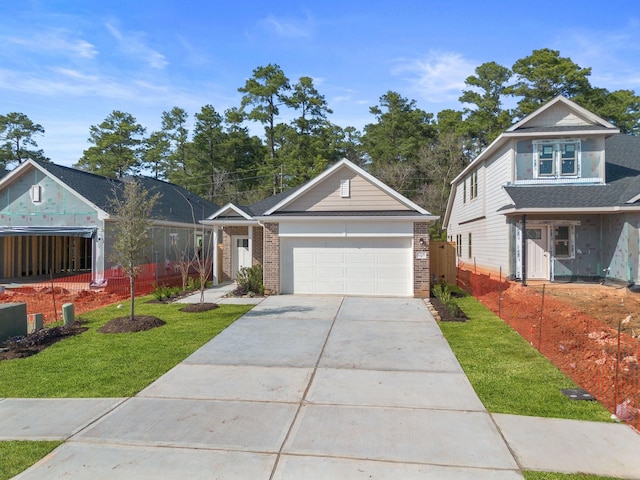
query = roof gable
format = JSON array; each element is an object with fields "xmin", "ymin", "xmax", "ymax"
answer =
[
  {"xmin": 264, "ymin": 159, "xmax": 430, "ymax": 215},
  {"xmin": 1, "ymin": 160, "xmax": 219, "ymax": 224},
  {"xmin": 507, "ymin": 96, "xmax": 617, "ymax": 132}
]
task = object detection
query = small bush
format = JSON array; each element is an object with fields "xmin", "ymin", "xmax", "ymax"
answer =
[
  {"xmin": 433, "ymin": 281, "xmax": 462, "ymax": 317},
  {"xmin": 151, "ymin": 284, "xmax": 167, "ymax": 301},
  {"xmin": 236, "ymin": 265, "xmax": 264, "ymax": 295}
]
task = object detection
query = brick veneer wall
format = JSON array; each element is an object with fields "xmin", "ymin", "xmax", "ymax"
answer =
[
  {"xmin": 263, "ymin": 222, "xmax": 280, "ymax": 294},
  {"xmin": 252, "ymin": 226, "xmax": 264, "ymax": 267},
  {"xmin": 413, "ymin": 222, "xmax": 431, "ymax": 297}
]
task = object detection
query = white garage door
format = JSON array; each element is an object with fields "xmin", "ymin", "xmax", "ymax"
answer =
[{"xmin": 281, "ymin": 237, "xmax": 412, "ymax": 296}]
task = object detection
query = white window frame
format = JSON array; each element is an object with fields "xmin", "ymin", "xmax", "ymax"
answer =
[
  {"xmin": 552, "ymin": 224, "xmax": 575, "ymax": 260},
  {"xmin": 533, "ymin": 139, "xmax": 581, "ymax": 179},
  {"xmin": 470, "ymin": 170, "xmax": 478, "ymax": 200}
]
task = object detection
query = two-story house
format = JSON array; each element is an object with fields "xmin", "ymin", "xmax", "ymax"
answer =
[{"xmin": 443, "ymin": 96, "xmax": 640, "ymax": 285}]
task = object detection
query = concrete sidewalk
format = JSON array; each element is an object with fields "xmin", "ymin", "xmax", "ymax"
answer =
[{"xmin": 4, "ymin": 295, "xmax": 640, "ymax": 479}]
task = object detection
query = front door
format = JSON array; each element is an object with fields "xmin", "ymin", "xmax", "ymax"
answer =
[
  {"xmin": 232, "ymin": 236, "xmax": 251, "ymax": 279},
  {"xmin": 526, "ymin": 227, "xmax": 548, "ymax": 279}
]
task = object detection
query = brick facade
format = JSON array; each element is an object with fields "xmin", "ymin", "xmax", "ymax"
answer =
[
  {"xmin": 262, "ymin": 222, "xmax": 280, "ymax": 294},
  {"xmin": 413, "ymin": 222, "xmax": 431, "ymax": 297}
]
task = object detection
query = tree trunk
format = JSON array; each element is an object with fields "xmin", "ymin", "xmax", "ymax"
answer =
[{"xmin": 129, "ymin": 273, "xmax": 135, "ymax": 321}]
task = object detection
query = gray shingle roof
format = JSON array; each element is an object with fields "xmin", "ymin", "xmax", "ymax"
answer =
[
  {"xmin": 503, "ymin": 134, "xmax": 640, "ymax": 211},
  {"xmin": 35, "ymin": 161, "xmax": 219, "ymax": 223}
]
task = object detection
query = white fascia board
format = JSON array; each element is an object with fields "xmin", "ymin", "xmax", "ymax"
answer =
[
  {"xmin": 200, "ymin": 219, "xmax": 259, "ymax": 227},
  {"xmin": 441, "ymin": 184, "xmax": 457, "ymax": 228},
  {"xmin": 263, "ymin": 158, "xmax": 432, "ymax": 216},
  {"xmin": 6, "ymin": 160, "xmax": 112, "ymax": 220},
  {"xmin": 499, "ymin": 206, "xmax": 640, "ymax": 215},
  {"xmin": 625, "ymin": 193, "xmax": 640, "ymax": 204},
  {"xmin": 255, "ymin": 214, "xmax": 439, "ymax": 223},
  {"xmin": 207, "ymin": 202, "xmax": 253, "ymax": 221}
]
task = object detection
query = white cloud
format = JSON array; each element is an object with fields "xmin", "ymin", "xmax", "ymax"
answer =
[
  {"xmin": 259, "ymin": 13, "xmax": 314, "ymax": 38},
  {"xmin": 105, "ymin": 21, "xmax": 168, "ymax": 70},
  {"xmin": 554, "ymin": 21, "xmax": 640, "ymax": 91},
  {"xmin": 2, "ymin": 29, "xmax": 97, "ymax": 59},
  {"xmin": 392, "ymin": 51, "xmax": 476, "ymax": 104}
]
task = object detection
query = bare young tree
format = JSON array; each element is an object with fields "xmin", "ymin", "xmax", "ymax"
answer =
[
  {"xmin": 173, "ymin": 188, "xmax": 215, "ymax": 304},
  {"xmin": 109, "ymin": 179, "xmax": 160, "ymax": 321}
]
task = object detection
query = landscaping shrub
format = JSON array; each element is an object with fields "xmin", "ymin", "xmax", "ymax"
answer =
[
  {"xmin": 432, "ymin": 281, "xmax": 463, "ymax": 318},
  {"xmin": 236, "ymin": 265, "xmax": 264, "ymax": 296}
]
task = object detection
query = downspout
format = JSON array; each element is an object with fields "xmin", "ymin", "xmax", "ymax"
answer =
[{"xmin": 522, "ymin": 214, "xmax": 527, "ymax": 286}]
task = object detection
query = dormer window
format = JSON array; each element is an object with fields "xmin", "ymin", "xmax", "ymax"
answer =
[{"xmin": 533, "ymin": 140, "xmax": 581, "ymax": 178}]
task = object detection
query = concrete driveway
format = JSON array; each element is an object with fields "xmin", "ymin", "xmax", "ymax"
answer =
[{"xmin": 10, "ymin": 295, "xmax": 640, "ymax": 479}]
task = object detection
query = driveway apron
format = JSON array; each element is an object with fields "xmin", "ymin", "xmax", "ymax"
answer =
[{"xmin": 16, "ymin": 295, "xmax": 523, "ymax": 479}]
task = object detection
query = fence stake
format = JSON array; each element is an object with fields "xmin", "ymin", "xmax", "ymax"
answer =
[
  {"xmin": 614, "ymin": 317, "xmax": 622, "ymax": 413},
  {"xmin": 498, "ymin": 266, "xmax": 502, "ymax": 320},
  {"xmin": 538, "ymin": 284, "xmax": 545, "ymax": 350},
  {"xmin": 50, "ymin": 269, "xmax": 58, "ymax": 322}
]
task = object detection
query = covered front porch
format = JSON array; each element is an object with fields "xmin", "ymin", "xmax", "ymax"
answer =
[{"xmin": 509, "ymin": 213, "xmax": 638, "ymax": 285}]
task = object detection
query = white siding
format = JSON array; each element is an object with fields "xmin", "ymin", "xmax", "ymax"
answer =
[{"xmin": 447, "ymin": 143, "xmax": 513, "ymax": 276}]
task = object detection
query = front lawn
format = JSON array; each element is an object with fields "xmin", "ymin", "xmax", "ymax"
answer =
[
  {"xmin": 0, "ymin": 441, "xmax": 61, "ymax": 480},
  {"xmin": 524, "ymin": 473, "xmax": 624, "ymax": 480},
  {"xmin": 0, "ymin": 298, "xmax": 252, "ymax": 397},
  {"xmin": 439, "ymin": 294, "xmax": 612, "ymax": 421}
]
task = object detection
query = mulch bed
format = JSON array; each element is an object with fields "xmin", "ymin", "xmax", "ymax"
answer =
[
  {"xmin": 430, "ymin": 297, "xmax": 469, "ymax": 322},
  {"xmin": 179, "ymin": 303, "xmax": 219, "ymax": 313},
  {"xmin": 97, "ymin": 316, "xmax": 165, "ymax": 333},
  {"xmin": 0, "ymin": 321, "xmax": 88, "ymax": 361}
]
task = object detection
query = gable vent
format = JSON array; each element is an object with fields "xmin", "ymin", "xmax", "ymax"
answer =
[
  {"xmin": 340, "ymin": 179, "xmax": 350, "ymax": 198},
  {"xmin": 31, "ymin": 185, "xmax": 42, "ymax": 203}
]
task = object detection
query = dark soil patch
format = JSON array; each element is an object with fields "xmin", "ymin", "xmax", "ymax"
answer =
[
  {"xmin": 179, "ymin": 302, "xmax": 219, "ymax": 313},
  {"xmin": 0, "ymin": 321, "xmax": 88, "ymax": 361},
  {"xmin": 98, "ymin": 316, "xmax": 165, "ymax": 333},
  {"xmin": 431, "ymin": 297, "xmax": 469, "ymax": 322}
]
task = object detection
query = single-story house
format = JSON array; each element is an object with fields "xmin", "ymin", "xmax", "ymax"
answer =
[
  {"xmin": 443, "ymin": 96, "xmax": 640, "ymax": 285},
  {"xmin": 202, "ymin": 159, "xmax": 438, "ymax": 297},
  {"xmin": 0, "ymin": 159, "xmax": 218, "ymax": 285}
]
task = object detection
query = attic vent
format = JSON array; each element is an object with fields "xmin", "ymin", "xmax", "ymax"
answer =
[
  {"xmin": 340, "ymin": 179, "xmax": 350, "ymax": 198},
  {"xmin": 30, "ymin": 185, "xmax": 42, "ymax": 203}
]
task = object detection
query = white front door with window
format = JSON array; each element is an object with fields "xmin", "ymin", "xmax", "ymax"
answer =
[
  {"xmin": 526, "ymin": 227, "xmax": 548, "ymax": 279},
  {"xmin": 232, "ymin": 236, "xmax": 251, "ymax": 279}
]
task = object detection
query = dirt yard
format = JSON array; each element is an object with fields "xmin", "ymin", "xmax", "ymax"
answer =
[{"xmin": 527, "ymin": 283, "xmax": 640, "ymax": 337}]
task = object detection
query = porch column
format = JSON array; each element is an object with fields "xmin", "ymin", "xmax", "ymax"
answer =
[
  {"xmin": 248, "ymin": 225, "xmax": 253, "ymax": 266},
  {"xmin": 212, "ymin": 225, "xmax": 219, "ymax": 286}
]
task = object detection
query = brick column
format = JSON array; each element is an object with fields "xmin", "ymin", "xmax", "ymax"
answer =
[
  {"xmin": 413, "ymin": 222, "xmax": 431, "ymax": 298},
  {"xmin": 263, "ymin": 223, "xmax": 280, "ymax": 294}
]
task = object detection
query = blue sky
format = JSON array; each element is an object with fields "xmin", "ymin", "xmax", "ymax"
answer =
[{"xmin": 1, "ymin": 0, "xmax": 639, "ymax": 167}]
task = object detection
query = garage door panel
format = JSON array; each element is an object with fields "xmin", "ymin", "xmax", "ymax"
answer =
[{"xmin": 281, "ymin": 236, "xmax": 412, "ymax": 296}]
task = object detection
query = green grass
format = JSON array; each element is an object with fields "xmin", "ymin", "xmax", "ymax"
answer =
[
  {"xmin": 524, "ymin": 473, "xmax": 624, "ymax": 480},
  {"xmin": 0, "ymin": 441, "xmax": 61, "ymax": 480},
  {"xmin": 439, "ymin": 295, "xmax": 612, "ymax": 421},
  {"xmin": 0, "ymin": 298, "xmax": 252, "ymax": 397}
]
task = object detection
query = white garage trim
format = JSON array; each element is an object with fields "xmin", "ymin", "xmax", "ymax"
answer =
[{"xmin": 281, "ymin": 237, "xmax": 413, "ymax": 296}]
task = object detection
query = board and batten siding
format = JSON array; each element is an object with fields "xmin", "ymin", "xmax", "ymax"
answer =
[
  {"xmin": 448, "ymin": 143, "xmax": 513, "ymax": 276},
  {"xmin": 281, "ymin": 167, "xmax": 410, "ymax": 212}
]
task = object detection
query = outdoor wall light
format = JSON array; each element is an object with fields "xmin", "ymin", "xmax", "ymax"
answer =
[{"xmin": 419, "ymin": 237, "xmax": 426, "ymax": 247}]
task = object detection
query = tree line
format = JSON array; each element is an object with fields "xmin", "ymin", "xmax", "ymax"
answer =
[{"xmin": 2, "ymin": 48, "xmax": 638, "ymax": 234}]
